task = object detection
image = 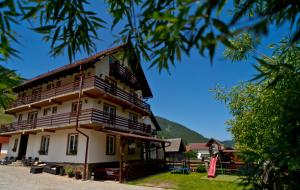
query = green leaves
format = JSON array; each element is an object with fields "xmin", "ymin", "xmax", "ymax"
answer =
[
  {"xmin": 0, "ymin": 0, "xmax": 299, "ymax": 71},
  {"xmin": 24, "ymin": 0, "xmax": 107, "ymax": 63},
  {"xmin": 0, "ymin": 65, "xmax": 22, "ymax": 109},
  {"xmin": 216, "ymin": 40, "xmax": 300, "ymax": 189}
]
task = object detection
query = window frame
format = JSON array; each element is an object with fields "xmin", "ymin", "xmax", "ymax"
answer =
[
  {"xmin": 66, "ymin": 133, "xmax": 78, "ymax": 155},
  {"xmin": 128, "ymin": 139, "xmax": 136, "ymax": 155},
  {"xmin": 17, "ymin": 114, "xmax": 23, "ymax": 123},
  {"xmin": 39, "ymin": 135, "xmax": 50, "ymax": 155},
  {"xmin": 12, "ymin": 138, "xmax": 18, "ymax": 152},
  {"xmin": 106, "ymin": 135, "xmax": 116, "ymax": 155},
  {"xmin": 52, "ymin": 106, "xmax": 57, "ymax": 114},
  {"xmin": 43, "ymin": 107, "xmax": 51, "ymax": 116},
  {"xmin": 71, "ymin": 101, "xmax": 82, "ymax": 115}
]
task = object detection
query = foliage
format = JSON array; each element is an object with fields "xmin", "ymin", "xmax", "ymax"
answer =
[
  {"xmin": 0, "ymin": 108, "xmax": 13, "ymax": 124},
  {"xmin": 0, "ymin": 0, "xmax": 299, "ymax": 69},
  {"xmin": 0, "ymin": 65, "xmax": 22, "ymax": 109},
  {"xmin": 223, "ymin": 33, "xmax": 259, "ymax": 62},
  {"xmin": 184, "ymin": 150, "xmax": 198, "ymax": 159},
  {"xmin": 156, "ymin": 116, "xmax": 208, "ymax": 144},
  {"xmin": 128, "ymin": 172, "xmax": 245, "ymax": 190},
  {"xmin": 214, "ymin": 40, "xmax": 300, "ymax": 189},
  {"xmin": 196, "ymin": 164, "xmax": 207, "ymax": 173},
  {"xmin": 66, "ymin": 168, "xmax": 74, "ymax": 177}
]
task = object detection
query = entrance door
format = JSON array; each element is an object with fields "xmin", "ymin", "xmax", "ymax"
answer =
[
  {"xmin": 27, "ymin": 111, "xmax": 38, "ymax": 128},
  {"xmin": 17, "ymin": 135, "xmax": 29, "ymax": 160}
]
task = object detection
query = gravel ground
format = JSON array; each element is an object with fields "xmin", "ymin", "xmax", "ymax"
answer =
[{"xmin": 0, "ymin": 166, "xmax": 163, "ymax": 190}]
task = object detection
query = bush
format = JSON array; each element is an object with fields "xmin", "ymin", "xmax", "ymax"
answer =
[
  {"xmin": 66, "ymin": 168, "xmax": 74, "ymax": 178},
  {"xmin": 196, "ymin": 164, "xmax": 206, "ymax": 173}
]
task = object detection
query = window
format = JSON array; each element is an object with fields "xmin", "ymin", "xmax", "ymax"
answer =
[
  {"xmin": 56, "ymin": 81, "xmax": 61, "ymax": 87},
  {"xmin": 129, "ymin": 113, "xmax": 138, "ymax": 123},
  {"xmin": 46, "ymin": 84, "xmax": 52, "ymax": 91},
  {"xmin": 106, "ymin": 135, "xmax": 115, "ymax": 155},
  {"xmin": 103, "ymin": 104, "xmax": 116, "ymax": 124},
  {"xmin": 19, "ymin": 92, "xmax": 26, "ymax": 98},
  {"xmin": 17, "ymin": 114, "xmax": 23, "ymax": 123},
  {"xmin": 39, "ymin": 136, "xmax": 50, "ymax": 155},
  {"xmin": 67, "ymin": 134, "xmax": 78, "ymax": 155},
  {"xmin": 43, "ymin": 108, "xmax": 51, "ymax": 116},
  {"xmin": 52, "ymin": 106, "xmax": 57, "ymax": 114},
  {"xmin": 104, "ymin": 77, "xmax": 117, "ymax": 95},
  {"xmin": 74, "ymin": 74, "xmax": 85, "ymax": 89},
  {"xmin": 12, "ymin": 138, "xmax": 18, "ymax": 152},
  {"xmin": 128, "ymin": 112, "xmax": 138, "ymax": 129},
  {"xmin": 71, "ymin": 102, "xmax": 82, "ymax": 114},
  {"xmin": 128, "ymin": 139, "xmax": 136, "ymax": 155},
  {"xmin": 27, "ymin": 111, "xmax": 38, "ymax": 127}
]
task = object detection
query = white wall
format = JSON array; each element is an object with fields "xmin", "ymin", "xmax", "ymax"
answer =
[
  {"xmin": 7, "ymin": 134, "xmax": 21, "ymax": 157},
  {"xmin": 26, "ymin": 129, "xmax": 87, "ymax": 163}
]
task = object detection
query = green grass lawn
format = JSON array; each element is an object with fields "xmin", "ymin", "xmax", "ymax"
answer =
[{"xmin": 128, "ymin": 172, "xmax": 247, "ymax": 190}]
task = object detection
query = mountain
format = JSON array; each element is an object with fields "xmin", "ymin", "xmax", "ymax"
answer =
[
  {"xmin": 155, "ymin": 116, "xmax": 234, "ymax": 147},
  {"xmin": 155, "ymin": 116, "xmax": 208, "ymax": 144},
  {"xmin": 221, "ymin": 140, "xmax": 234, "ymax": 148}
]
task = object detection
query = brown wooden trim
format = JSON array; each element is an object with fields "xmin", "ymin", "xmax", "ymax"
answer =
[
  {"xmin": 49, "ymin": 99, "xmax": 62, "ymax": 105},
  {"xmin": 1, "ymin": 108, "xmax": 152, "ymax": 135},
  {"xmin": 43, "ymin": 129, "xmax": 55, "ymax": 133}
]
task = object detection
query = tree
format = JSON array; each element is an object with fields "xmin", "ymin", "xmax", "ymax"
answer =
[
  {"xmin": 0, "ymin": 66, "xmax": 22, "ymax": 109},
  {"xmin": 214, "ymin": 40, "xmax": 300, "ymax": 189},
  {"xmin": 0, "ymin": 0, "xmax": 299, "ymax": 70}
]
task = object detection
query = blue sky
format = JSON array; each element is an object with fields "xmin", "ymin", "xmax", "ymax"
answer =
[{"xmin": 1, "ymin": 2, "xmax": 290, "ymax": 141}]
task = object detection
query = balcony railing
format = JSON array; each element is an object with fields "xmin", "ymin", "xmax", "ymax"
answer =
[
  {"xmin": 8, "ymin": 76, "xmax": 150, "ymax": 113},
  {"xmin": 109, "ymin": 61, "xmax": 141, "ymax": 89},
  {"xmin": 0, "ymin": 109, "xmax": 152, "ymax": 135}
]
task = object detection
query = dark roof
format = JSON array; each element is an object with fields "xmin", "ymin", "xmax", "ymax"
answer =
[
  {"xmin": 206, "ymin": 138, "xmax": 225, "ymax": 149},
  {"xmin": 165, "ymin": 138, "xmax": 185, "ymax": 152},
  {"xmin": 13, "ymin": 44, "xmax": 153, "ymax": 98}
]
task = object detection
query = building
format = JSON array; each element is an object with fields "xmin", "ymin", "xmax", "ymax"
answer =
[
  {"xmin": 0, "ymin": 44, "xmax": 167, "ymax": 181},
  {"xmin": 165, "ymin": 138, "xmax": 186, "ymax": 161},
  {"xmin": 205, "ymin": 138, "xmax": 225, "ymax": 155},
  {"xmin": 186, "ymin": 143, "xmax": 210, "ymax": 160}
]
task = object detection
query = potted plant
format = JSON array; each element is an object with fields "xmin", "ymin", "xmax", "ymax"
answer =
[
  {"xmin": 69, "ymin": 149, "xmax": 77, "ymax": 155},
  {"xmin": 59, "ymin": 167, "xmax": 65, "ymax": 176},
  {"xmin": 75, "ymin": 171, "xmax": 82, "ymax": 180},
  {"xmin": 66, "ymin": 168, "xmax": 74, "ymax": 178}
]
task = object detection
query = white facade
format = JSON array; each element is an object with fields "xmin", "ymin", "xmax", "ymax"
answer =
[
  {"xmin": 7, "ymin": 128, "xmax": 164, "ymax": 163},
  {"xmin": 4, "ymin": 50, "xmax": 163, "ymax": 166}
]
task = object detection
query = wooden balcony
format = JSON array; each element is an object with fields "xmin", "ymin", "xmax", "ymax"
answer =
[
  {"xmin": 0, "ymin": 109, "xmax": 153, "ymax": 135},
  {"xmin": 6, "ymin": 76, "xmax": 150, "ymax": 115},
  {"xmin": 109, "ymin": 61, "xmax": 141, "ymax": 90}
]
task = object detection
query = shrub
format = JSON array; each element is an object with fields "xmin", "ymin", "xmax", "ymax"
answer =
[
  {"xmin": 66, "ymin": 168, "xmax": 74, "ymax": 178},
  {"xmin": 196, "ymin": 164, "xmax": 206, "ymax": 173}
]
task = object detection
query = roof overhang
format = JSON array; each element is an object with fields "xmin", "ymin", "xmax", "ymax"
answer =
[
  {"xmin": 13, "ymin": 43, "xmax": 153, "ymax": 98},
  {"xmin": 100, "ymin": 129, "xmax": 169, "ymax": 143}
]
